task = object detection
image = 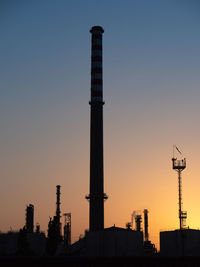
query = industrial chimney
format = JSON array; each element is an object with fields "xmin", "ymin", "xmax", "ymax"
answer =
[
  {"xmin": 25, "ymin": 204, "xmax": 34, "ymax": 233},
  {"xmin": 56, "ymin": 185, "xmax": 61, "ymax": 222},
  {"xmin": 56, "ymin": 185, "xmax": 61, "ymax": 236},
  {"xmin": 144, "ymin": 209, "xmax": 149, "ymax": 242},
  {"xmin": 135, "ymin": 215, "xmax": 142, "ymax": 232},
  {"xmin": 86, "ymin": 26, "xmax": 108, "ymax": 231}
]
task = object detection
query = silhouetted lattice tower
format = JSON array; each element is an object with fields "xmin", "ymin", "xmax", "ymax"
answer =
[
  {"xmin": 172, "ymin": 148, "xmax": 187, "ymax": 230},
  {"xmin": 63, "ymin": 213, "xmax": 71, "ymax": 246}
]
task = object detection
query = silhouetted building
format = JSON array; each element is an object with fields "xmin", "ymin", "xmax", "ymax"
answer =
[
  {"xmin": 69, "ymin": 226, "xmax": 144, "ymax": 257},
  {"xmin": 0, "ymin": 230, "xmax": 46, "ymax": 256},
  {"xmin": 160, "ymin": 229, "xmax": 200, "ymax": 257},
  {"xmin": 17, "ymin": 228, "xmax": 31, "ymax": 255},
  {"xmin": 26, "ymin": 231, "xmax": 46, "ymax": 256},
  {"xmin": 85, "ymin": 226, "xmax": 144, "ymax": 257},
  {"xmin": 0, "ymin": 232, "xmax": 19, "ymax": 256},
  {"xmin": 86, "ymin": 25, "xmax": 108, "ymax": 232},
  {"xmin": 25, "ymin": 204, "xmax": 34, "ymax": 233}
]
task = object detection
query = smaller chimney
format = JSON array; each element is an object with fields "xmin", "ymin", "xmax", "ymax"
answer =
[
  {"xmin": 144, "ymin": 209, "xmax": 149, "ymax": 242},
  {"xmin": 135, "ymin": 215, "xmax": 142, "ymax": 232},
  {"xmin": 26, "ymin": 204, "xmax": 34, "ymax": 233}
]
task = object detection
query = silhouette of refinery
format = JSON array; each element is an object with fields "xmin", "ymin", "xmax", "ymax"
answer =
[{"xmin": 1, "ymin": 26, "xmax": 200, "ymax": 260}]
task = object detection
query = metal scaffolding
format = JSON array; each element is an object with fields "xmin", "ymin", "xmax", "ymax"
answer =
[{"xmin": 172, "ymin": 155, "xmax": 187, "ymax": 230}]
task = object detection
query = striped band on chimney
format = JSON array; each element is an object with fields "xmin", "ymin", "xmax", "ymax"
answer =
[{"xmin": 90, "ymin": 26, "xmax": 104, "ymax": 101}]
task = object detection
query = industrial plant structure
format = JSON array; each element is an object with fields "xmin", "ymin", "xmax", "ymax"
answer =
[
  {"xmin": 4, "ymin": 26, "xmax": 200, "ymax": 262},
  {"xmin": 63, "ymin": 213, "xmax": 71, "ymax": 247},
  {"xmin": 46, "ymin": 185, "xmax": 62, "ymax": 255}
]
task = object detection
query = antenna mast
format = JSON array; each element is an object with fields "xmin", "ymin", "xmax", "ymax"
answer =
[{"xmin": 172, "ymin": 150, "xmax": 187, "ymax": 230}]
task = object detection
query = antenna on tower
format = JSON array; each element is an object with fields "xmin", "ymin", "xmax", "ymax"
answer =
[{"xmin": 172, "ymin": 146, "xmax": 187, "ymax": 230}]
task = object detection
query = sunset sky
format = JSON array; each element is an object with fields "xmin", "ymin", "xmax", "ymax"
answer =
[{"xmin": 1, "ymin": 0, "xmax": 200, "ymax": 249}]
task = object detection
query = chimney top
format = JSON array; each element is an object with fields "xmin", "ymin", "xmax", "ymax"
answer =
[{"xmin": 90, "ymin": 26, "xmax": 104, "ymax": 34}]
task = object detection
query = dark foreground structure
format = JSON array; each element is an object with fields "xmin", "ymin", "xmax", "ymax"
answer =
[
  {"xmin": 160, "ymin": 229, "xmax": 200, "ymax": 257},
  {"xmin": 70, "ymin": 226, "xmax": 144, "ymax": 257},
  {"xmin": 1, "ymin": 256, "xmax": 200, "ymax": 267}
]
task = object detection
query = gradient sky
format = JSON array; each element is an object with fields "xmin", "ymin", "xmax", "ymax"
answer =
[{"xmin": 1, "ymin": 0, "xmax": 200, "ymax": 249}]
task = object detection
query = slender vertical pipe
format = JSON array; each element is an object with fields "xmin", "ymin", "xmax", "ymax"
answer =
[
  {"xmin": 178, "ymin": 171, "xmax": 182, "ymax": 230},
  {"xmin": 144, "ymin": 209, "xmax": 149, "ymax": 242},
  {"xmin": 56, "ymin": 185, "xmax": 61, "ymax": 226}
]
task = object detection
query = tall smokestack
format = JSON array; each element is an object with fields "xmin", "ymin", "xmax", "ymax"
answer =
[
  {"xmin": 86, "ymin": 26, "xmax": 108, "ymax": 231},
  {"xmin": 144, "ymin": 209, "xmax": 149, "ymax": 242}
]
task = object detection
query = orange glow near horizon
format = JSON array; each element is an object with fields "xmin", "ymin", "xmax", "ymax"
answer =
[{"xmin": 1, "ymin": 143, "xmax": 200, "ymax": 251}]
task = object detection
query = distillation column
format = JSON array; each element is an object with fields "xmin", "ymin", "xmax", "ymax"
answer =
[
  {"xmin": 25, "ymin": 204, "xmax": 34, "ymax": 233},
  {"xmin": 56, "ymin": 185, "xmax": 61, "ymax": 236}
]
